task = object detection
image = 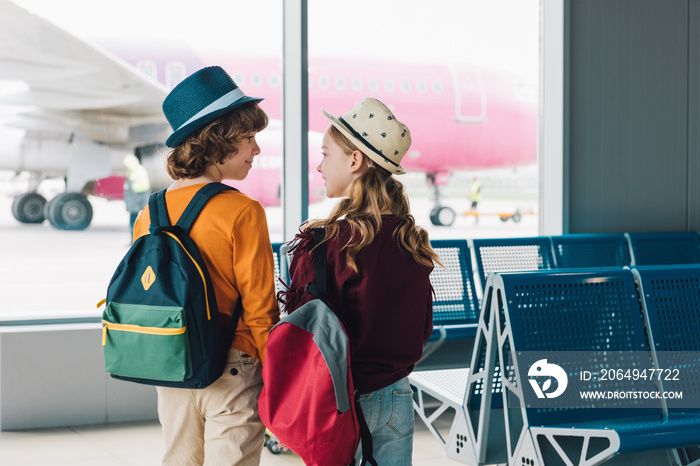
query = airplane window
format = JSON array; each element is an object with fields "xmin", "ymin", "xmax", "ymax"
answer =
[
  {"xmin": 352, "ymin": 78, "xmax": 363, "ymax": 91},
  {"xmin": 416, "ymin": 80, "xmax": 427, "ymax": 93},
  {"xmin": 269, "ymin": 74, "xmax": 280, "ymax": 87},
  {"xmin": 400, "ymin": 80, "xmax": 411, "ymax": 93},
  {"xmin": 432, "ymin": 81, "xmax": 443, "ymax": 94},
  {"xmin": 165, "ymin": 62, "xmax": 186, "ymax": 89},
  {"xmin": 335, "ymin": 77, "xmax": 346, "ymax": 90},
  {"xmin": 136, "ymin": 60, "xmax": 158, "ymax": 80},
  {"xmin": 234, "ymin": 72, "xmax": 245, "ymax": 85},
  {"xmin": 319, "ymin": 77, "xmax": 329, "ymax": 90},
  {"xmin": 368, "ymin": 79, "xmax": 379, "ymax": 92},
  {"xmin": 384, "ymin": 80, "xmax": 396, "ymax": 92},
  {"xmin": 251, "ymin": 73, "xmax": 262, "ymax": 86}
]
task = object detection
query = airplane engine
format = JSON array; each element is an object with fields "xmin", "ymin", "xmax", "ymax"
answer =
[
  {"xmin": 4, "ymin": 130, "xmax": 123, "ymax": 230},
  {"xmin": 0, "ymin": 126, "xmax": 25, "ymax": 171}
]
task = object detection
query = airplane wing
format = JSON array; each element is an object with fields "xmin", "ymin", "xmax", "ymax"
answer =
[{"xmin": 0, "ymin": 0, "xmax": 170, "ymax": 146}]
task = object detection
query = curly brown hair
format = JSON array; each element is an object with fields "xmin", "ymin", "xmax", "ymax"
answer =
[{"xmin": 165, "ymin": 101, "xmax": 268, "ymax": 179}]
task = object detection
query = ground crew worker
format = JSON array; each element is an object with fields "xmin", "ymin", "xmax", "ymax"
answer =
[
  {"xmin": 468, "ymin": 176, "xmax": 481, "ymax": 215},
  {"xmin": 122, "ymin": 153, "xmax": 151, "ymax": 234}
]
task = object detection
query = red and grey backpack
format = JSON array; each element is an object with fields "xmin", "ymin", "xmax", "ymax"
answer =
[{"xmin": 258, "ymin": 228, "xmax": 376, "ymax": 466}]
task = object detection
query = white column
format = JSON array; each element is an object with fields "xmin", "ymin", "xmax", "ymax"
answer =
[
  {"xmin": 282, "ymin": 0, "xmax": 309, "ymax": 241},
  {"xmin": 540, "ymin": 0, "xmax": 566, "ymax": 235}
]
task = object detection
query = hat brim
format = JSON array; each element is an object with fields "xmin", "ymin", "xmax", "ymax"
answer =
[
  {"xmin": 165, "ymin": 96, "xmax": 263, "ymax": 148},
  {"xmin": 322, "ymin": 109, "xmax": 406, "ymax": 175}
]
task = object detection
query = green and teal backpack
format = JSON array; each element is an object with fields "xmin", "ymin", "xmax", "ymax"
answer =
[{"xmin": 100, "ymin": 182, "xmax": 241, "ymax": 388}]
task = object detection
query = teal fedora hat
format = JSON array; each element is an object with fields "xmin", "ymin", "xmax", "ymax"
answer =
[{"xmin": 163, "ymin": 66, "xmax": 263, "ymax": 148}]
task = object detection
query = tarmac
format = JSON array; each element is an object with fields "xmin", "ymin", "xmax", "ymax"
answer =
[{"xmin": 0, "ymin": 171, "xmax": 537, "ymax": 321}]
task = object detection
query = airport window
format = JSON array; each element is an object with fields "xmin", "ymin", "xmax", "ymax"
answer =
[
  {"xmin": 308, "ymin": 0, "xmax": 540, "ymax": 239},
  {"xmin": 165, "ymin": 62, "xmax": 186, "ymax": 89},
  {"xmin": 136, "ymin": 60, "xmax": 158, "ymax": 81},
  {"xmin": 0, "ymin": 1, "xmax": 287, "ymax": 324},
  {"xmin": 2, "ymin": 0, "xmax": 539, "ymax": 325}
]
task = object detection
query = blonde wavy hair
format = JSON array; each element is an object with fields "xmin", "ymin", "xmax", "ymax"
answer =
[{"xmin": 304, "ymin": 125, "xmax": 442, "ymax": 272}]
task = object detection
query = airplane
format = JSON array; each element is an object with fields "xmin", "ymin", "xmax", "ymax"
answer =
[{"xmin": 0, "ymin": 0, "xmax": 537, "ymax": 230}]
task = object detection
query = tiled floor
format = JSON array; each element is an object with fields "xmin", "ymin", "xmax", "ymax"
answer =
[{"xmin": 0, "ymin": 416, "xmax": 462, "ymax": 465}]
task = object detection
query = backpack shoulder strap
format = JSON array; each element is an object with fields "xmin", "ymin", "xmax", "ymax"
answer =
[
  {"xmin": 304, "ymin": 228, "xmax": 327, "ymax": 300},
  {"xmin": 313, "ymin": 228, "xmax": 327, "ymax": 296},
  {"xmin": 356, "ymin": 394, "xmax": 378, "ymax": 466},
  {"xmin": 176, "ymin": 183, "xmax": 238, "ymax": 233},
  {"xmin": 148, "ymin": 189, "xmax": 170, "ymax": 229}
]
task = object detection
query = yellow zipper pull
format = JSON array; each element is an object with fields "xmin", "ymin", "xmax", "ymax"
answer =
[
  {"xmin": 97, "ymin": 298, "xmax": 107, "ymax": 309},
  {"xmin": 102, "ymin": 322, "xmax": 107, "ymax": 346}
]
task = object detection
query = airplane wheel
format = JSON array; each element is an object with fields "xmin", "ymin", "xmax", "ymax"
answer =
[
  {"xmin": 11, "ymin": 192, "xmax": 46, "ymax": 224},
  {"xmin": 512, "ymin": 211, "xmax": 522, "ymax": 223},
  {"xmin": 499, "ymin": 216, "xmax": 509, "ymax": 223},
  {"xmin": 45, "ymin": 193, "xmax": 93, "ymax": 230},
  {"xmin": 429, "ymin": 206, "xmax": 456, "ymax": 227}
]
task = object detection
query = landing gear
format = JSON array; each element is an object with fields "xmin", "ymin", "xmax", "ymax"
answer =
[
  {"xmin": 11, "ymin": 192, "xmax": 47, "ymax": 224},
  {"xmin": 10, "ymin": 190, "xmax": 94, "ymax": 230},
  {"xmin": 45, "ymin": 192, "xmax": 93, "ymax": 230},
  {"xmin": 427, "ymin": 173, "xmax": 456, "ymax": 227},
  {"xmin": 430, "ymin": 206, "xmax": 456, "ymax": 227}
]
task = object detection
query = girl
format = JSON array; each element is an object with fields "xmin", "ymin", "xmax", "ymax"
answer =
[
  {"xmin": 279, "ymin": 97, "xmax": 439, "ymax": 465},
  {"xmin": 133, "ymin": 66, "xmax": 280, "ymax": 465}
]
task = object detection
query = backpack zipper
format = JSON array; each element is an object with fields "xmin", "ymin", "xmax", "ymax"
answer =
[
  {"xmin": 163, "ymin": 231, "xmax": 212, "ymax": 320},
  {"xmin": 102, "ymin": 320, "xmax": 186, "ymax": 346}
]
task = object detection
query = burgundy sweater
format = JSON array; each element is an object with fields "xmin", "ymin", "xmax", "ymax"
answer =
[{"xmin": 279, "ymin": 216, "xmax": 434, "ymax": 394}]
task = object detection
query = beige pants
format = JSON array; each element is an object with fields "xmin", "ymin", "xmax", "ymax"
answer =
[{"xmin": 157, "ymin": 348, "xmax": 265, "ymax": 466}]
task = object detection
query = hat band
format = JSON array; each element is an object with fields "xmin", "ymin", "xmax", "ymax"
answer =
[
  {"xmin": 175, "ymin": 88, "xmax": 247, "ymax": 132},
  {"xmin": 338, "ymin": 117, "xmax": 400, "ymax": 168}
]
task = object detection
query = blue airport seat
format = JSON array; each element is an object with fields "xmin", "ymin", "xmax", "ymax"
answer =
[
  {"xmin": 479, "ymin": 268, "xmax": 700, "ymax": 465},
  {"xmin": 634, "ymin": 264, "xmax": 700, "ymax": 413},
  {"xmin": 628, "ymin": 231, "xmax": 700, "ymax": 265},
  {"xmin": 415, "ymin": 275, "xmax": 504, "ymax": 465},
  {"xmin": 472, "ymin": 236, "xmax": 555, "ymax": 286},
  {"xmin": 428, "ymin": 239, "xmax": 480, "ymax": 329},
  {"xmin": 551, "ymin": 233, "xmax": 631, "ymax": 268},
  {"xmin": 270, "ymin": 242, "xmax": 284, "ymax": 294},
  {"xmin": 417, "ymin": 240, "xmax": 480, "ymax": 371}
]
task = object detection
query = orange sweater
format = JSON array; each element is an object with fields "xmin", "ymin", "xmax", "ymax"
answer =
[{"xmin": 133, "ymin": 183, "xmax": 280, "ymax": 362}]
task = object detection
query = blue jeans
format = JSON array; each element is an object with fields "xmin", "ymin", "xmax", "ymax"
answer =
[{"xmin": 354, "ymin": 377, "xmax": 415, "ymax": 466}]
